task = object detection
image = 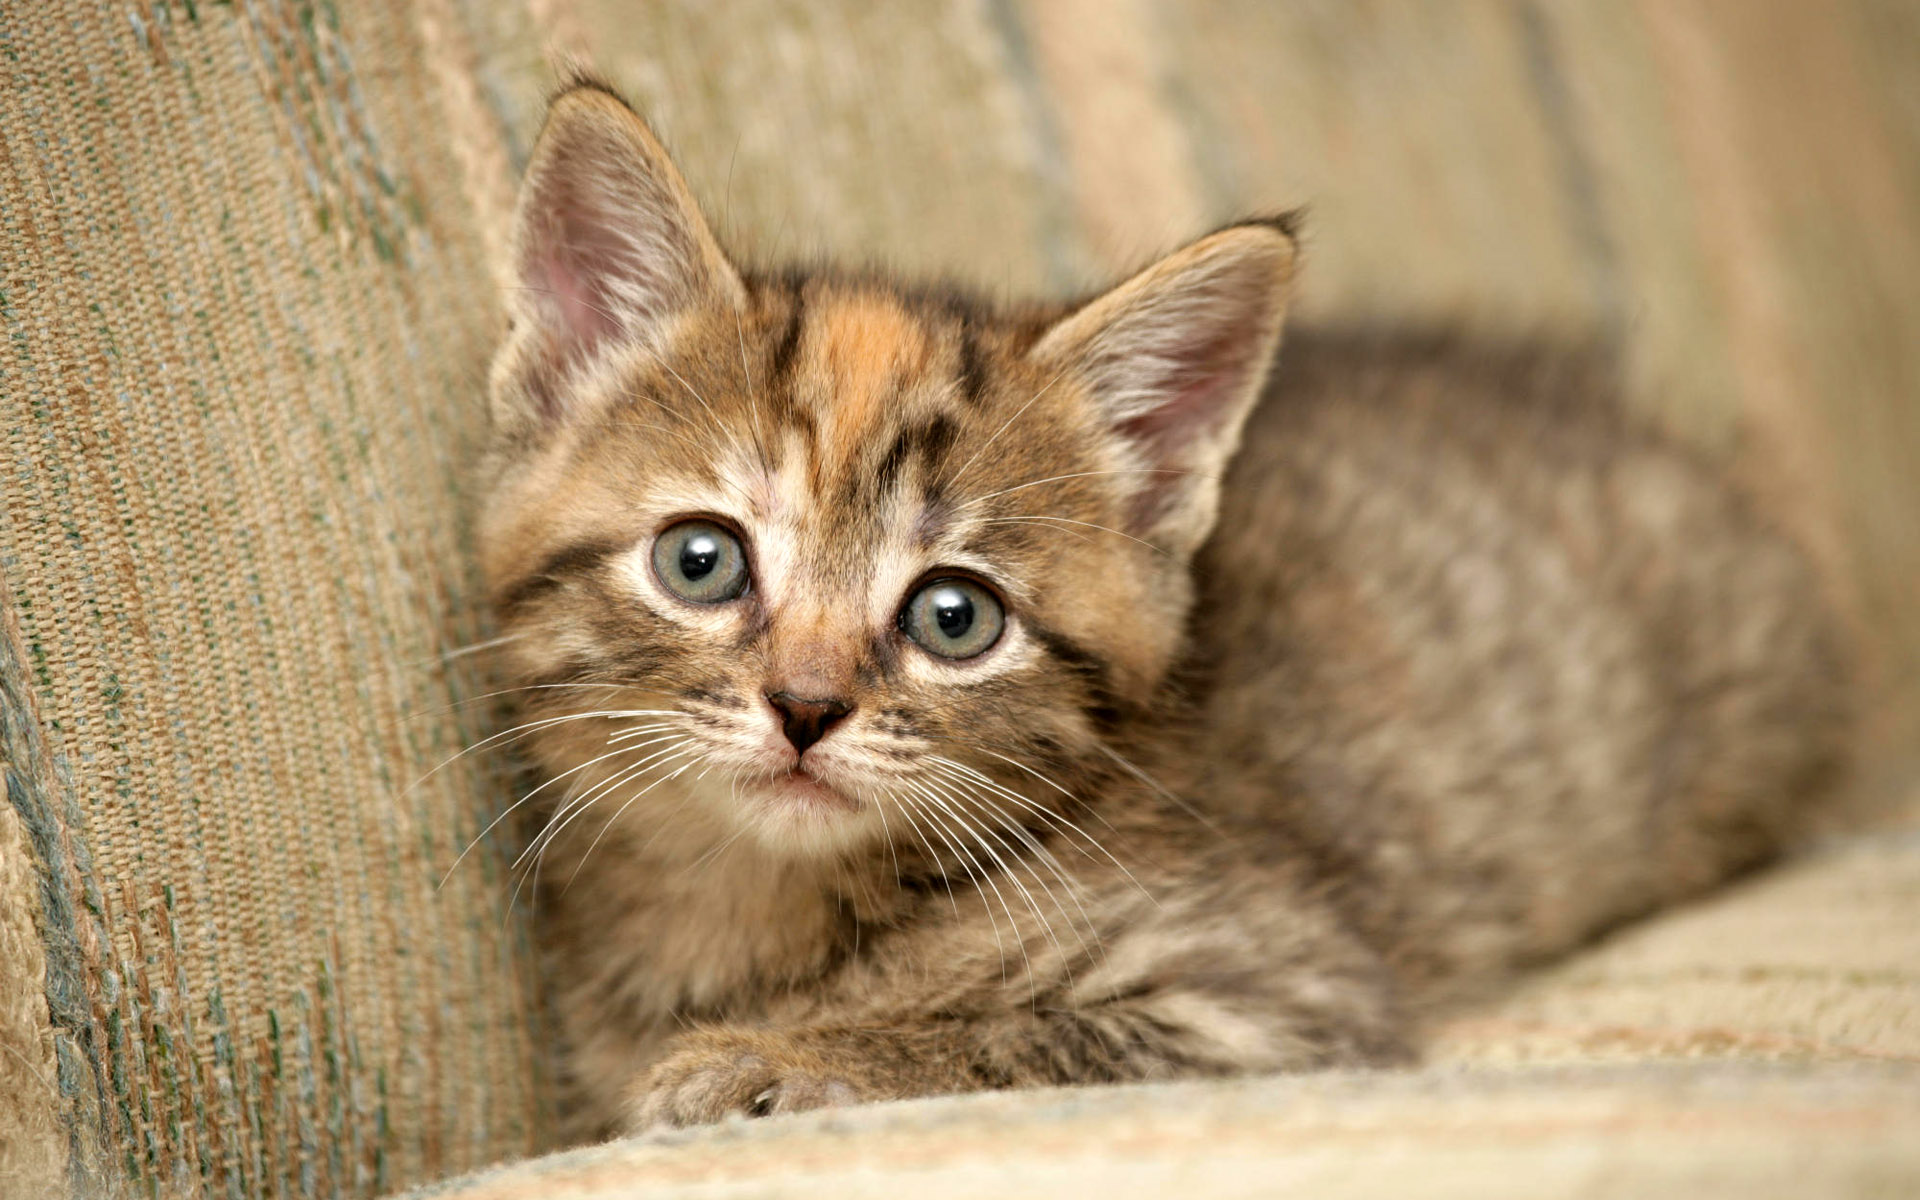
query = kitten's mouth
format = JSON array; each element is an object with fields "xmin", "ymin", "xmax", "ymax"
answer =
[{"xmin": 758, "ymin": 766, "xmax": 859, "ymax": 813}]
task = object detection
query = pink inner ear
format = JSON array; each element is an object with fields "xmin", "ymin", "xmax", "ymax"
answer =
[
  {"xmin": 1114, "ymin": 324, "xmax": 1259, "ymax": 455},
  {"xmin": 530, "ymin": 249, "xmax": 623, "ymax": 366},
  {"xmin": 1111, "ymin": 325, "xmax": 1264, "ymax": 534}
]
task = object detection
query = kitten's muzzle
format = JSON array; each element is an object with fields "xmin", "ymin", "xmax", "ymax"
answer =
[{"xmin": 765, "ymin": 691, "xmax": 853, "ymax": 754}]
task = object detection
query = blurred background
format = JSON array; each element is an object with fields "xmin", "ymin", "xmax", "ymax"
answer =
[{"xmin": 2, "ymin": 2, "xmax": 1917, "ymax": 1195}]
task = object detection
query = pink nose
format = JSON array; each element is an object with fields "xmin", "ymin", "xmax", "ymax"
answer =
[{"xmin": 765, "ymin": 691, "xmax": 852, "ymax": 754}]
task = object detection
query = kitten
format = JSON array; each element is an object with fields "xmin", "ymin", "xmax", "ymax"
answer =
[{"xmin": 477, "ymin": 82, "xmax": 1851, "ymax": 1135}]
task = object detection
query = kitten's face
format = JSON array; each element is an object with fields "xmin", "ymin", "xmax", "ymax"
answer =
[{"xmin": 481, "ymin": 87, "xmax": 1293, "ymax": 862}]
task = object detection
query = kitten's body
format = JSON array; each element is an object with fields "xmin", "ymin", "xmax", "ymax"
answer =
[
  {"xmin": 480, "ymin": 86, "xmax": 1849, "ymax": 1136},
  {"xmin": 1196, "ymin": 329, "xmax": 1846, "ymax": 1001}
]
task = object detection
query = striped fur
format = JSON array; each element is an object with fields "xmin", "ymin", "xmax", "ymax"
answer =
[{"xmin": 478, "ymin": 84, "xmax": 1851, "ymax": 1136}]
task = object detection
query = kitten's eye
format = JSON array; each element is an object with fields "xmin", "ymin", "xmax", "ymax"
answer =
[
  {"xmin": 900, "ymin": 578, "xmax": 1004, "ymax": 660},
  {"xmin": 652, "ymin": 520, "xmax": 749, "ymax": 604}
]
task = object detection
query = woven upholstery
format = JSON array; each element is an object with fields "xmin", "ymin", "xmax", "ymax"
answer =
[
  {"xmin": 3, "ymin": 3, "xmax": 1917, "ymax": 1198},
  {"xmin": 402, "ymin": 1065, "xmax": 1920, "ymax": 1199},
  {"xmin": 0, "ymin": 3, "xmax": 553, "ymax": 1193}
]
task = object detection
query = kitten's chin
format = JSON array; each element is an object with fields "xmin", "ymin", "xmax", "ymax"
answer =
[{"xmin": 734, "ymin": 768, "xmax": 878, "ymax": 859}]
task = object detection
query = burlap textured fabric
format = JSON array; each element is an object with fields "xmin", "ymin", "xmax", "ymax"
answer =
[
  {"xmin": 5, "ymin": 2, "xmax": 1919, "ymax": 1199},
  {"xmin": 1, "ymin": 3, "xmax": 556, "ymax": 1194},
  {"xmin": 0, "ymin": 801, "xmax": 63, "ymax": 1196}
]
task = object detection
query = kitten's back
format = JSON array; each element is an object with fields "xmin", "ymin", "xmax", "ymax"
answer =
[{"xmin": 1193, "ymin": 327, "xmax": 1852, "ymax": 1001}]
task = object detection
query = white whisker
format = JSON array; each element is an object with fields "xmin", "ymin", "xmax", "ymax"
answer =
[
  {"xmin": 410, "ymin": 632, "xmax": 528, "ymax": 671},
  {"xmin": 512, "ymin": 741, "xmax": 700, "ymax": 915},
  {"xmin": 960, "ymin": 468, "xmax": 1206, "ymax": 509},
  {"xmin": 899, "ymin": 782, "xmax": 1027, "ymax": 991},
  {"xmin": 680, "ymin": 820, "xmax": 752, "ymax": 882},
  {"xmin": 564, "ymin": 755, "xmax": 701, "ymax": 890},
  {"xmin": 884, "ymin": 785, "xmax": 963, "ymax": 920},
  {"xmin": 934, "ymin": 768, "xmax": 1103, "ymax": 966},
  {"xmin": 407, "ymin": 682, "xmax": 677, "ymax": 722},
  {"xmin": 517, "ymin": 739, "xmax": 694, "ymax": 871},
  {"xmin": 870, "ymin": 782, "xmax": 905, "ymax": 885},
  {"xmin": 983, "ymin": 515, "xmax": 1169, "ymax": 556},
  {"xmin": 440, "ymin": 724, "xmax": 688, "ymax": 888},
  {"xmin": 918, "ymin": 779, "xmax": 1067, "ymax": 983},
  {"xmin": 950, "ymin": 364, "xmax": 1072, "ymax": 485},
  {"xmin": 928, "ymin": 754, "xmax": 1157, "ymax": 907},
  {"xmin": 406, "ymin": 707, "xmax": 685, "ymax": 795},
  {"xmin": 1094, "ymin": 743, "xmax": 1223, "ymax": 836}
]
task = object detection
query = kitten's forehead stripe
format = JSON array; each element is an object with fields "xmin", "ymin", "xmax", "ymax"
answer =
[
  {"xmin": 956, "ymin": 321, "xmax": 988, "ymax": 408},
  {"xmin": 809, "ymin": 292, "xmax": 930, "ymax": 470},
  {"xmin": 769, "ymin": 286, "xmax": 806, "ymax": 383},
  {"xmin": 872, "ymin": 415, "xmax": 960, "ymax": 501}
]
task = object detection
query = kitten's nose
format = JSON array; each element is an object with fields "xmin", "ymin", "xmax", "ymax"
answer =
[{"xmin": 765, "ymin": 691, "xmax": 853, "ymax": 755}]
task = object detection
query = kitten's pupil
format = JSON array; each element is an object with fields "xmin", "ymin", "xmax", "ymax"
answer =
[
  {"xmin": 931, "ymin": 586, "xmax": 974, "ymax": 638},
  {"xmin": 680, "ymin": 533, "xmax": 720, "ymax": 581}
]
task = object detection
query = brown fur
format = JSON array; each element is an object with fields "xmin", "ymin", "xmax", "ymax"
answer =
[{"xmin": 476, "ymin": 84, "xmax": 1851, "ymax": 1137}]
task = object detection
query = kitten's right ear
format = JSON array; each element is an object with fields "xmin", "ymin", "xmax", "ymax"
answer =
[
  {"xmin": 1029, "ymin": 220, "xmax": 1297, "ymax": 558},
  {"xmin": 495, "ymin": 84, "xmax": 743, "ymax": 429}
]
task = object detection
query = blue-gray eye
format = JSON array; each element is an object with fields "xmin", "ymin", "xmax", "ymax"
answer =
[
  {"xmin": 900, "ymin": 578, "xmax": 1004, "ymax": 660},
  {"xmin": 652, "ymin": 520, "xmax": 749, "ymax": 603}
]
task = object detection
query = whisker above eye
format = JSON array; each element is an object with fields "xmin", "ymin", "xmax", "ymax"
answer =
[
  {"xmin": 976, "ymin": 517, "xmax": 1096, "ymax": 547},
  {"xmin": 958, "ymin": 468, "xmax": 1211, "ymax": 510},
  {"xmin": 599, "ymin": 419, "xmax": 754, "ymax": 501},
  {"xmin": 657, "ymin": 358, "xmax": 751, "ymax": 462},
  {"xmin": 981, "ymin": 515, "xmax": 1171, "ymax": 557},
  {"xmin": 731, "ymin": 305, "xmax": 773, "ymax": 474},
  {"xmin": 949, "ymin": 362, "xmax": 1073, "ymax": 486}
]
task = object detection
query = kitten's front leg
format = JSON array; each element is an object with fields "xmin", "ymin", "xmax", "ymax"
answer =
[
  {"xmin": 625, "ymin": 885, "xmax": 1413, "ymax": 1130},
  {"xmin": 624, "ymin": 1024, "xmax": 976, "ymax": 1129}
]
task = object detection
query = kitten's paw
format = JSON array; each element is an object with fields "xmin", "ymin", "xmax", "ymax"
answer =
[{"xmin": 623, "ymin": 1030, "xmax": 890, "ymax": 1131}]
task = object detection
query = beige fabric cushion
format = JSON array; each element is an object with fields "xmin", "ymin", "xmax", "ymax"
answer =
[
  {"xmin": 405, "ymin": 1065, "xmax": 1920, "ymax": 1199},
  {"xmin": 1432, "ymin": 829, "xmax": 1920, "ymax": 1069}
]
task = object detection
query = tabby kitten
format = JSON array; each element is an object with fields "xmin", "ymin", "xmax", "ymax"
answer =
[{"xmin": 478, "ymin": 83, "xmax": 1850, "ymax": 1135}]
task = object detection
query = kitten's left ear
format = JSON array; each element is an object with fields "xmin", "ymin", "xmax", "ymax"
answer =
[
  {"xmin": 1030, "ymin": 219, "xmax": 1298, "ymax": 557},
  {"xmin": 497, "ymin": 83, "xmax": 745, "ymax": 428}
]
